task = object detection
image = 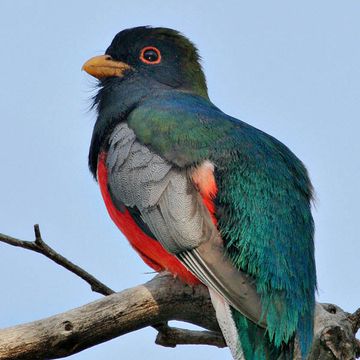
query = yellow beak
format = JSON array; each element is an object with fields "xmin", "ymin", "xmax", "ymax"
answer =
[{"xmin": 82, "ymin": 55, "xmax": 132, "ymax": 79}]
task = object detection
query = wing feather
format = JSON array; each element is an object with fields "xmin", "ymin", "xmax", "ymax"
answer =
[{"xmin": 107, "ymin": 123, "xmax": 265, "ymax": 327}]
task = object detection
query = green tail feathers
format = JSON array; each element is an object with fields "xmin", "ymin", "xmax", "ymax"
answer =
[{"xmin": 232, "ymin": 309, "xmax": 294, "ymax": 360}]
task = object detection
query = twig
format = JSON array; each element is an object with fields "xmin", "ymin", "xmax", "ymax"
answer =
[
  {"xmin": 153, "ymin": 322, "xmax": 225, "ymax": 348},
  {"xmin": 0, "ymin": 224, "xmax": 114, "ymax": 296}
]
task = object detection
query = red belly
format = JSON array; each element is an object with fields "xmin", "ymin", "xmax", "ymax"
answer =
[{"xmin": 97, "ymin": 152, "xmax": 200, "ymax": 285}]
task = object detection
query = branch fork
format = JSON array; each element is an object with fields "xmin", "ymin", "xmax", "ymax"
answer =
[{"xmin": 0, "ymin": 225, "xmax": 359, "ymax": 359}]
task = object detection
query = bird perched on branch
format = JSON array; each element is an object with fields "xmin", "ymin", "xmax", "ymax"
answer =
[{"xmin": 83, "ymin": 26, "xmax": 316, "ymax": 360}]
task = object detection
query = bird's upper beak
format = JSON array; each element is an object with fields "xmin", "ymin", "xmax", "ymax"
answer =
[{"xmin": 82, "ymin": 55, "xmax": 132, "ymax": 79}]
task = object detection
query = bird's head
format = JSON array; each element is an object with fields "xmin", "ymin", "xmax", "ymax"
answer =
[
  {"xmin": 85, "ymin": 26, "xmax": 209, "ymax": 177},
  {"xmin": 83, "ymin": 26, "xmax": 208, "ymax": 100}
]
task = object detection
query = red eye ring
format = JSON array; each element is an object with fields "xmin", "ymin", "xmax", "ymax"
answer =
[{"xmin": 140, "ymin": 46, "xmax": 161, "ymax": 64}]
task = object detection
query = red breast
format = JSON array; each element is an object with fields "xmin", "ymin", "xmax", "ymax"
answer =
[{"xmin": 97, "ymin": 152, "xmax": 200, "ymax": 285}]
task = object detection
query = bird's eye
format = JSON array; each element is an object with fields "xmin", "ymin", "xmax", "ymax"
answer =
[{"xmin": 140, "ymin": 46, "xmax": 161, "ymax": 64}]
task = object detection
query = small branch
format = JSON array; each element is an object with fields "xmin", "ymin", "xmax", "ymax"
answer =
[
  {"xmin": 0, "ymin": 225, "xmax": 114, "ymax": 296},
  {"xmin": 34, "ymin": 224, "xmax": 42, "ymax": 243},
  {"xmin": 349, "ymin": 307, "xmax": 360, "ymax": 333},
  {"xmin": 153, "ymin": 323, "xmax": 226, "ymax": 348}
]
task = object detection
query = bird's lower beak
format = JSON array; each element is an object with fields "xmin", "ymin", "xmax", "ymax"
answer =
[{"xmin": 82, "ymin": 55, "xmax": 132, "ymax": 79}]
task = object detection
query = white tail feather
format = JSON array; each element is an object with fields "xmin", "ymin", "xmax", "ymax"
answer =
[{"xmin": 209, "ymin": 288, "xmax": 245, "ymax": 360}]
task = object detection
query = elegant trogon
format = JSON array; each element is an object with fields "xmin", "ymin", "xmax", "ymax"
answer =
[{"xmin": 83, "ymin": 26, "xmax": 316, "ymax": 360}]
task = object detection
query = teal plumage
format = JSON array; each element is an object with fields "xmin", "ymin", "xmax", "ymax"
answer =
[
  {"xmin": 84, "ymin": 26, "xmax": 317, "ymax": 360},
  {"xmin": 129, "ymin": 91, "xmax": 316, "ymax": 358}
]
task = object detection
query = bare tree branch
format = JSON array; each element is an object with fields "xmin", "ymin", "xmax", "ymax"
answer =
[
  {"xmin": 0, "ymin": 225, "xmax": 114, "ymax": 296},
  {"xmin": 153, "ymin": 323, "xmax": 226, "ymax": 348},
  {"xmin": 0, "ymin": 273, "xmax": 220, "ymax": 360},
  {"xmin": 0, "ymin": 226, "xmax": 204, "ymax": 346},
  {"xmin": 310, "ymin": 304, "xmax": 359, "ymax": 360},
  {"xmin": 0, "ymin": 226, "xmax": 219, "ymax": 349},
  {"xmin": 0, "ymin": 228, "xmax": 359, "ymax": 359},
  {"xmin": 0, "ymin": 273, "xmax": 358, "ymax": 360}
]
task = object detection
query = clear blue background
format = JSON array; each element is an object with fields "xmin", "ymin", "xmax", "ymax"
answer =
[{"xmin": 0, "ymin": 1, "xmax": 359, "ymax": 359}]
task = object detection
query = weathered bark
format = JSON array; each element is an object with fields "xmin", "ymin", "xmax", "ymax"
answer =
[
  {"xmin": 0, "ymin": 228, "xmax": 359, "ymax": 359},
  {"xmin": 0, "ymin": 273, "xmax": 220, "ymax": 360},
  {"xmin": 310, "ymin": 304, "xmax": 360, "ymax": 359},
  {"xmin": 0, "ymin": 273, "xmax": 358, "ymax": 360}
]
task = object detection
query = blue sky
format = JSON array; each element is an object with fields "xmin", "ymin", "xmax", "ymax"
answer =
[{"xmin": 0, "ymin": 1, "xmax": 359, "ymax": 359}]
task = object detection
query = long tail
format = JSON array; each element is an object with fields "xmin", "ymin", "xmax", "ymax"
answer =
[
  {"xmin": 209, "ymin": 289, "xmax": 245, "ymax": 359},
  {"xmin": 209, "ymin": 289, "xmax": 294, "ymax": 360}
]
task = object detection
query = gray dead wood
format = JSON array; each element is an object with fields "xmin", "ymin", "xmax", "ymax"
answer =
[
  {"xmin": 0, "ymin": 228, "xmax": 359, "ymax": 359},
  {"xmin": 0, "ymin": 274, "xmax": 358, "ymax": 360},
  {"xmin": 0, "ymin": 273, "xmax": 220, "ymax": 360}
]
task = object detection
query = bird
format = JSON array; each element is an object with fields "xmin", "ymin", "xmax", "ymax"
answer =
[{"xmin": 82, "ymin": 26, "xmax": 316, "ymax": 360}]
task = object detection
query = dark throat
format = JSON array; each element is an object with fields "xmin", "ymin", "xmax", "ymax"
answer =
[{"xmin": 88, "ymin": 74, "xmax": 170, "ymax": 178}]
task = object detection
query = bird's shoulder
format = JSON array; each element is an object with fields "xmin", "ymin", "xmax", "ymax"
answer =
[
  {"xmin": 127, "ymin": 91, "xmax": 248, "ymax": 166},
  {"xmin": 127, "ymin": 91, "xmax": 304, "ymax": 175}
]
